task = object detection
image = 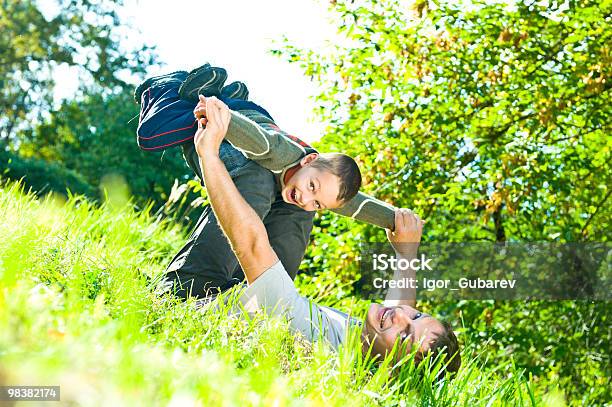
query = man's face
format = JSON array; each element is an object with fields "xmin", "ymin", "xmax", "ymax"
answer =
[
  {"xmin": 361, "ymin": 303, "xmax": 445, "ymax": 359},
  {"xmin": 281, "ymin": 156, "xmax": 343, "ymax": 211}
]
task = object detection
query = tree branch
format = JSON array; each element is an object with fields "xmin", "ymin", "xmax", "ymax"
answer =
[{"xmin": 580, "ymin": 188, "xmax": 612, "ymax": 239}]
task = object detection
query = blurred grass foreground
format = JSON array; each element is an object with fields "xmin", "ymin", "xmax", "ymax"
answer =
[{"xmin": 0, "ymin": 180, "xmax": 558, "ymax": 406}]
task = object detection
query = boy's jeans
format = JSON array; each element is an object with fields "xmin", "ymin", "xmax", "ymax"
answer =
[
  {"xmin": 137, "ymin": 71, "xmax": 273, "ymax": 152},
  {"xmin": 137, "ymin": 73, "xmax": 315, "ymax": 298}
]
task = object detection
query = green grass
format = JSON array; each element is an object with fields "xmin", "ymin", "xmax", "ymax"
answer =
[{"xmin": 0, "ymin": 180, "xmax": 555, "ymax": 406}]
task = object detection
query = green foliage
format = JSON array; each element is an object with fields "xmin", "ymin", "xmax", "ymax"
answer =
[
  {"xmin": 0, "ymin": 0, "xmax": 192, "ymax": 213},
  {"xmin": 280, "ymin": 0, "xmax": 609, "ymax": 242},
  {"xmin": 0, "ymin": 148, "xmax": 94, "ymax": 197},
  {"xmin": 1, "ymin": 181, "xmax": 546, "ymax": 405},
  {"xmin": 16, "ymin": 89, "xmax": 193, "ymax": 208},
  {"xmin": 276, "ymin": 0, "xmax": 610, "ymax": 404},
  {"xmin": 0, "ymin": 0, "xmax": 156, "ymax": 144}
]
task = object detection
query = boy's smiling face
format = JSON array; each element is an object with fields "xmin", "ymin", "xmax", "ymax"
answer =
[
  {"xmin": 361, "ymin": 303, "xmax": 445, "ymax": 359},
  {"xmin": 282, "ymin": 154, "xmax": 343, "ymax": 211}
]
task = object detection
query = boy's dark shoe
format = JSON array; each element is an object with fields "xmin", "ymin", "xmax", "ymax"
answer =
[
  {"xmin": 134, "ymin": 70, "xmax": 188, "ymax": 104},
  {"xmin": 178, "ymin": 65, "xmax": 227, "ymax": 102},
  {"xmin": 221, "ymin": 81, "xmax": 249, "ymax": 101},
  {"xmin": 187, "ymin": 63, "xmax": 211, "ymax": 75}
]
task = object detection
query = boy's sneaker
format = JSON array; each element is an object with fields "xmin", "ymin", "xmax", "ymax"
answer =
[
  {"xmin": 178, "ymin": 65, "xmax": 227, "ymax": 102},
  {"xmin": 133, "ymin": 70, "xmax": 188, "ymax": 104},
  {"xmin": 220, "ymin": 81, "xmax": 249, "ymax": 101},
  {"xmin": 186, "ymin": 63, "xmax": 211, "ymax": 76}
]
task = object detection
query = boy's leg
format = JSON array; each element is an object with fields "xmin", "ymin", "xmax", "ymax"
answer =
[
  {"xmin": 164, "ymin": 144, "xmax": 277, "ymax": 299},
  {"xmin": 136, "ymin": 68, "xmax": 227, "ymax": 151},
  {"xmin": 137, "ymin": 74, "xmax": 198, "ymax": 151},
  {"xmin": 134, "ymin": 69, "xmax": 192, "ymax": 104}
]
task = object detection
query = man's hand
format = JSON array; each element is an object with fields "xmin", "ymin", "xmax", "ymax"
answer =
[
  {"xmin": 193, "ymin": 94, "xmax": 208, "ymax": 123},
  {"xmin": 386, "ymin": 208, "xmax": 424, "ymax": 257},
  {"xmin": 194, "ymin": 96, "xmax": 231, "ymax": 157}
]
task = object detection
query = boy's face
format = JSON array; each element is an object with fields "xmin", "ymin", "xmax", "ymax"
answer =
[
  {"xmin": 282, "ymin": 154, "xmax": 343, "ymax": 211},
  {"xmin": 361, "ymin": 303, "xmax": 444, "ymax": 359}
]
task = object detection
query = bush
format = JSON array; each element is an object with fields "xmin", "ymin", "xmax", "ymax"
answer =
[{"xmin": 0, "ymin": 149, "xmax": 95, "ymax": 197}]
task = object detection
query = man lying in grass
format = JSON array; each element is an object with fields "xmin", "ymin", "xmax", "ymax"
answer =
[
  {"xmin": 134, "ymin": 64, "xmax": 396, "ymax": 299},
  {"xmin": 195, "ymin": 96, "xmax": 461, "ymax": 375}
]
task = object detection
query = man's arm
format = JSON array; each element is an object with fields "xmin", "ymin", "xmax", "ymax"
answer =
[
  {"xmin": 196, "ymin": 97, "xmax": 278, "ymax": 284},
  {"xmin": 383, "ymin": 209, "xmax": 424, "ymax": 308}
]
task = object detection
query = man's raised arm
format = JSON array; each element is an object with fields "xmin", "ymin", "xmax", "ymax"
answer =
[{"xmin": 195, "ymin": 97, "xmax": 278, "ymax": 284}]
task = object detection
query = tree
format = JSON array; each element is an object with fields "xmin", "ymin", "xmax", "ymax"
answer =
[
  {"xmin": 278, "ymin": 0, "xmax": 610, "ymax": 403},
  {"xmin": 280, "ymin": 0, "xmax": 609, "ymax": 243},
  {"xmin": 0, "ymin": 0, "xmax": 156, "ymax": 146},
  {"xmin": 16, "ymin": 89, "xmax": 193, "ymax": 208},
  {"xmin": 0, "ymin": 0, "xmax": 189, "ymax": 211}
]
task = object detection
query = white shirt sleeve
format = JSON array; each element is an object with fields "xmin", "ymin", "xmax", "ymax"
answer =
[{"xmin": 238, "ymin": 261, "xmax": 354, "ymax": 350}]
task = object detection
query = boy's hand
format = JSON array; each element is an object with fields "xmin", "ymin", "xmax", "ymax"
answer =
[
  {"xmin": 194, "ymin": 97, "xmax": 231, "ymax": 157},
  {"xmin": 386, "ymin": 208, "xmax": 424, "ymax": 257}
]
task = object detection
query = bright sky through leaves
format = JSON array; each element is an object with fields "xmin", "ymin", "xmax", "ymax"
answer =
[{"xmin": 46, "ymin": 0, "xmax": 339, "ymax": 143}]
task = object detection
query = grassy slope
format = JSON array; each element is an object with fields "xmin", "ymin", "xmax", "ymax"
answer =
[{"xmin": 0, "ymin": 181, "xmax": 551, "ymax": 406}]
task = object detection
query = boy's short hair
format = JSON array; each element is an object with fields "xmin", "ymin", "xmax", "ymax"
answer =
[
  {"xmin": 310, "ymin": 153, "xmax": 361, "ymax": 204},
  {"xmin": 427, "ymin": 321, "xmax": 461, "ymax": 379}
]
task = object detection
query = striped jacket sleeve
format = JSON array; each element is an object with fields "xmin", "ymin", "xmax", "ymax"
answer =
[
  {"xmin": 225, "ymin": 109, "xmax": 397, "ymax": 230},
  {"xmin": 331, "ymin": 192, "xmax": 396, "ymax": 230},
  {"xmin": 225, "ymin": 109, "xmax": 312, "ymax": 173}
]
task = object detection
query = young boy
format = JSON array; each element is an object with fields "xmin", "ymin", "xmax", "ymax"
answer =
[
  {"xmin": 135, "ymin": 64, "xmax": 396, "ymax": 299},
  {"xmin": 195, "ymin": 97, "xmax": 461, "ymax": 376}
]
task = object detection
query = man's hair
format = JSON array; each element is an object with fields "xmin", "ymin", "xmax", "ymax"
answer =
[
  {"xmin": 309, "ymin": 153, "xmax": 362, "ymax": 204},
  {"xmin": 427, "ymin": 321, "xmax": 461, "ymax": 380}
]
